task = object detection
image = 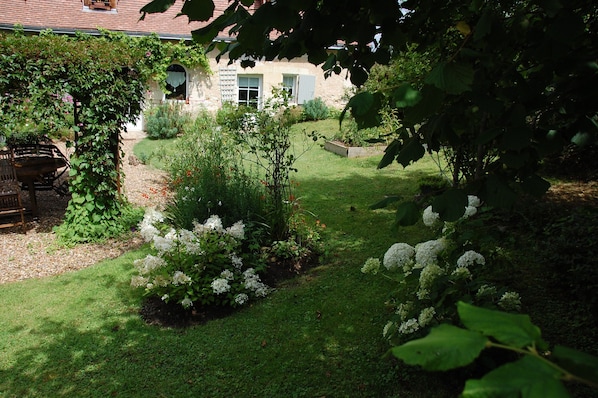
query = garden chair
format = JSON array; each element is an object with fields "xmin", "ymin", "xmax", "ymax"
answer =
[
  {"xmin": 11, "ymin": 143, "xmax": 70, "ymax": 195},
  {"xmin": 0, "ymin": 149, "xmax": 26, "ymax": 231}
]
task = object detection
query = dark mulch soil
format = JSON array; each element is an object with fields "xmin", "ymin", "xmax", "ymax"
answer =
[{"xmin": 139, "ymin": 253, "xmax": 319, "ymax": 328}]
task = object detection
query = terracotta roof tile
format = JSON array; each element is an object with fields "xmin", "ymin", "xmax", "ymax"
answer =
[{"xmin": 0, "ymin": 0, "xmax": 239, "ymax": 38}]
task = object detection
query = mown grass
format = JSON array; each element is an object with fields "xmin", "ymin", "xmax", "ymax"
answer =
[{"xmin": 0, "ymin": 120, "xmax": 454, "ymax": 397}]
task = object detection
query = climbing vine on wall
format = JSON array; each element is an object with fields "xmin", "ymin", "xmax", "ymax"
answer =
[{"xmin": 0, "ymin": 27, "xmax": 210, "ymax": 243}]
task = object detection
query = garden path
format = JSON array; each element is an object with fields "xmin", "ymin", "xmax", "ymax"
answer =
[{"xmin": 0, "ymin": 138, "xmax": 169, "ymax": 284}]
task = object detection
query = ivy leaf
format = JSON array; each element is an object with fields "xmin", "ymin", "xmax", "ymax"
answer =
[
  {"xmin": 393, "ymin": 201, "xmax": 421, "ymax": 227},
  {"xmin": 431, "ymin": 189, "xmax": 468, "ymax": 222},
  {"xmin": 392, "ymin": 324, "xmax": 488, "ymax": 371},
  {"xmin": 181, "ymin": 0, "xmax": 215, "ymax": 22},
  {"xmin": 462, "ymin": 356, "xmax": 570, "ymax": 398},
  {"xmin": 552, "ymin": 345, "xmax": 598, "ymax": 384},
  {"xmin": 458, "ymin": 302, "xmax": 546, "ymax": 349},
  {"xmin": 139, "ymin": 0, "xmax": 176, "ymax": 19},
  {"xmin": 424, "ymin": 62, "xmax": 474, "ymax": 95}
]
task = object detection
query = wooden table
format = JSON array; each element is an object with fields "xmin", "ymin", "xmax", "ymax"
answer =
[{"xmin": 13, "ymin": 157, "xmax": 67, "ymax": 217}]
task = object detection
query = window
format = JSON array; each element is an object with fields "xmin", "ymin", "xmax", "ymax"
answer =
[
  {"xmin": 282, "ymin": 75, "xmax": 298, "ymax": 103},
  {"xmin": 83, "ymin": 0, "xmax": 117, "ymax": 11},
  {"xmin": 238, "ymin": 76, "xmax": 261, "ymax": 108},
  {"xmin": 165, "ymin": 64, "xmax": 187, "ymax": 101}
]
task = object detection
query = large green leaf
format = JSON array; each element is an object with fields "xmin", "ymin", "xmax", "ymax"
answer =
[
  {"xmin": 393, "ymin": 201, "xmax": 421, "ymax": 227},
  {"xmin": 552, "ymin": 345, "xmax": 598, "ymax": 385},
  {"xmin": 181, "ymin": 0, "xmax": 215, "ymax": 22},
  {"xmin": 341, "ymin": 92, "xmax": 383, "ymax": 129},
  {"xmin": 403, "ymin": 85, "xmax": 445, "ymax": 127},
  {"xmin": 139, "ymin": 0, "xmax": 175, "ymax": 18},
  {"xmin": 431, "ymin": 189, "xmax": 468, "ymax": 222},
  {"xmin": 424, "ymin": 62, "xmax": 474, "ymax": 95},
  {"xmin": 391, "ymin": 324, "xmax": 488, "ymax": 371},
  {"xmin": 482, "ymin": 175, "xmax": 518, "ymax": 209},
  {"xmin": 462, "ymin": 356, "xmax": 570, "ymax": 398},
  {"xmin": 458, "ymin": 302, "xmax": 545, "ymax": 349},
  {"xmin": 378, "ymin": 139, "xmax": 401, "ymax": 169},
  {"xmin": 520, "ymin": 175, "xmax": 551, "ymax": 198},
  {"xmin": 396, "ymin": 138, "xmax": 425, "ymax": 168},
  {"xmin": 393, "ymin": 83, "xmax": 422, "ymax": 108}
]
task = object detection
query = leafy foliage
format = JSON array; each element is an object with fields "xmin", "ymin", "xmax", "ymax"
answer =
[
  {"xmin": 392, "ymin": 302, "xmax": 598, "ymax": 396},
  {"xmin": 1, "ymin": 28, "xmax": 209, "ymax": 243},
  {"xmin": 142, "ymin": 0, "xmax": 598, "ymax": 222}
]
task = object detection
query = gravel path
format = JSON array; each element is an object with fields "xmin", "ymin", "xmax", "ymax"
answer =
[{"xmin": 0, "ymin": 138, "xmax": 169, "ymax": 284}]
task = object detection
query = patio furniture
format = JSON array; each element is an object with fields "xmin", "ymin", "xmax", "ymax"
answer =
[
  {"xmin": 0, "ymin": 149, "xmax": 26, "ymax": 231},
  {"xmin": 13, "ymin": 144, "xmax": 70, "ymax": 195},
  {"xmin": 12, "ymin": 144, "xmax": 69, "ymax": 218}
]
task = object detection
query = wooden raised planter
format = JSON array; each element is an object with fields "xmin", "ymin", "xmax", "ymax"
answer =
[{"xmin": 324, "ymin": 140, "xmax": 387, "ymax": 158}]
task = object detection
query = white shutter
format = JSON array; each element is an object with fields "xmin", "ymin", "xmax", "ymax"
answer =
[
  {"xmin": 297, "ymin": 75, "xmax": 316, "ymax": 104},
  {"xmin": 219, "ymin": 67, "xmax": 237, "ymax": 103}
]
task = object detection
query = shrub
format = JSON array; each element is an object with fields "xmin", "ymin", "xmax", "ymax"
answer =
[
  {"xmin": 131, "ymin": 211, "xmax": 271, "ymax": 309},
  {"xmin": 302, "ymin": 98, "xmax": 329, "ymax": 121},
  {"xmin": 144, "ymin": 102, "xmax": 191, "ymax": 139},
  {"xmin": 362, "ymin": 196, "xmax": 521, "ymax": 345},
  {"xmin": 166, "ymin": 110, "xmax": 268, "ymax": 232}
]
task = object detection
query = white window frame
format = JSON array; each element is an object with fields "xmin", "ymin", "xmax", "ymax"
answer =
[{"xmin": 237, "ymin": 75, "xmax": 262, "ymax": 108}]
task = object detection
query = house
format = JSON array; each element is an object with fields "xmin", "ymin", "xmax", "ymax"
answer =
[{"xmin": 0, "ymin": 0, "xmax": 352, "ymax": 130}]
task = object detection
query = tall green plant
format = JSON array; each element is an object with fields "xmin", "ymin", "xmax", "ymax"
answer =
[{"xmin": 226, "ymin": 88, "xmax": 319, "ymax": 241}]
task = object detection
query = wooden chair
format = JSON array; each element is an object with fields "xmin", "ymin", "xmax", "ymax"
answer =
[
  {"xmin": 11, "ymin": 144, "xmax": 70, "ymax": 195},
  {"xmin": 0, "ymin": 149, "xmax": 26, "ymax": 231}
]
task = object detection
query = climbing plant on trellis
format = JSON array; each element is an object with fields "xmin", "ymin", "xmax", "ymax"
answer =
[{"xmin": 0, "ymin": 28, "xmax": 209, "ymax": 242}]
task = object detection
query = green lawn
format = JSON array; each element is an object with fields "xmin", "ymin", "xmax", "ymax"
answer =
[{"xmin": 0, "ymin": 121, "xmax": 466, "ymax": 397}]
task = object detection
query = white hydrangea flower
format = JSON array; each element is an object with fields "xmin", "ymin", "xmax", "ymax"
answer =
[
  {"xmin": 462, "ymin": 206, "xmax": 478, "ymax": 219},
  {"xmin": 468, "ymin": 195, "xmax": 481, "ymax": 208},
  {"xmin": 139, "ymin": 222, "xmax": 160, "ymax": 242},
  {"xmin": 177, "ymin": 229, "xmax": 201, "ymax": 254},
  {"xmin": 457, "ymin": 250, "xmax": 486, "ymax": 268},
  {"xmin": 172, "ymin": 271, "xmax": 192, "ymax": 286},
  {"xmin": 135, "ymin": 254, "xmax": 167, "ymax": 275},
  {"xmin": 396, "ymin": 301, "xmax": 414, "ymax": 321},
  {"xmin": 220, "ymin": 269, "xmax": 234, "ymax": 281},
  {"xmin": 398, "ymin": 318, "xmax": 420, "ymax": 334},
  {"xmin": 418, "ymin": 307, "xmax": 436, "ymax": 327},
  {"xmin": 181, "ymin": 297, "xmax": 193, "ymax": 308},
  {"xmin": 242, "ymin": 268, "xmax": 271, "ymax": 297},
  {"xmin": 416, "ymin": 288, "xmax": 430, "ymax": 300},
  {"xmin": 383, "ymin": 243, "xmax": 416, "ymax": 271},
  {"xmin": 153, "ymin": 229, "xmax": 176, "ymax": 253},
  {"xmin": 476, "ymin": 284, "xmax": 497, "ymax": 298},
  {"xmin": 204, "ymin": 215, "xmax": 223, "ymax": 232},
  {"xmin": 211, "ymin": 278, "xmax": 231, "ymax": 294},
  {"xmin": 451, "ymin": 266, "xmax": 472, "ymax": 279},
  {"xmin": 234, "ymin": 293, "xmax": 249, "ymax": 305},
  {"xmin": 230, "ymin": 253, "xmax": 243, "ymax": 269},
  {"xmin": 419, "ymin": 263, "xmax": 444, "ymax": 291},
  {"xmin": 153, "ymin": 275, "xmax": 170, "ymax": 287},
  {"xmin": 498, "ymin": 291, "xmax": 521, "ymax": 311},
  {"xmin": 130, "ymin": 275, "xmax": 148, "ymax": 288},
  {"xmin": 226, "ymin": 221, "xmax": 245, "ymax": 240},
  {"xmin": 361, "ymin": 257, "xmax": 381, "ymax": 274},
  {"xmin": 422, "ymin": 205, "xmax": 441, "ymax": 227},
  {"xmin": 415, "ymin": 239, "xmax": 446, "ymax": 266}
]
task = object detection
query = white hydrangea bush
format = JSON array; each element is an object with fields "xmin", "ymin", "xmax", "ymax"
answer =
[
  {"xmin": 132, "ymin": 210, "xmax": 271, "ymax": 309},
  {"xmin": 363, "ymin": 195, "xmax": 521, "ymax": 344}
]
